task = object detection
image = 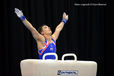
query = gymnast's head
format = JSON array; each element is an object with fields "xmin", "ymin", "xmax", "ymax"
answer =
[{"xmin": 38, "ymin": 25, "xmax": 52, "ymax": 36}]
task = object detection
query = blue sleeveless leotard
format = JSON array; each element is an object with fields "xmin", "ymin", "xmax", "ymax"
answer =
[{"xmin": 38, "ymin": 38, "xmax": 56, "ymax": 59}]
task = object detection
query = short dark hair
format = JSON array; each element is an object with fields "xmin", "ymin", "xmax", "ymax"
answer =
[{"xmin": 37, "ymin": 25, "xmax": 46, "ymax": 34}]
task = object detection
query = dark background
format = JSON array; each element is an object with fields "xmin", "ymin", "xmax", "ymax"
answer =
[{"xmin": 0, "ymin": 0, "xmax": 109, "ymax": 76}]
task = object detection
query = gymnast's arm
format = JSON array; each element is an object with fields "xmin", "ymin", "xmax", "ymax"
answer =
[
  {"xmin": 52, "ymin": 12, "xmax": 68, "ymax": 41},
  {"xmin": 14, "ymin": 8, "xmax": 45, "ymax": 41},
  {"xmin": 52, "ymin": 22, "xmax": 65, "ymax": 41}
]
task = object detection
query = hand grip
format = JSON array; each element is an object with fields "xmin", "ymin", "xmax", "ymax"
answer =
[
  {"xmin": 43, "ymin": 53, "xmax": 58, "ymax": 60},
  {"xmin": 62, "ymin": 53, "xmax": 77, "ymax": 61}
]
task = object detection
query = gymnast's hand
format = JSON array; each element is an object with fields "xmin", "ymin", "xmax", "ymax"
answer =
[
  {"xmin": 63, "ymin": 12, "xmax": 68, "ymax": 20},
  {"xmin": 62, "ymin": 12, "xmax": 68, "ymax": 24},
  {"xmin": 14, "ymin": 8, "xmax": 26, "ymax": 21}
]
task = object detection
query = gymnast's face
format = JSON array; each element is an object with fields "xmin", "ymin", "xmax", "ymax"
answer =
[{"xmin": 41, "ymin": 25, "xmax": 52, "ymax": 35}]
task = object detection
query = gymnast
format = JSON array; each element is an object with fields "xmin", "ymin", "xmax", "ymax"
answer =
[{"xmin": 14, "ymin": 8, "xmax": 68, "ymax": 59}]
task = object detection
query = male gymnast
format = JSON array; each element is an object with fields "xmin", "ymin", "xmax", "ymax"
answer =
[{"xmin": 14, "ymin": 8, "xmax": 68, "ymax": 59}]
